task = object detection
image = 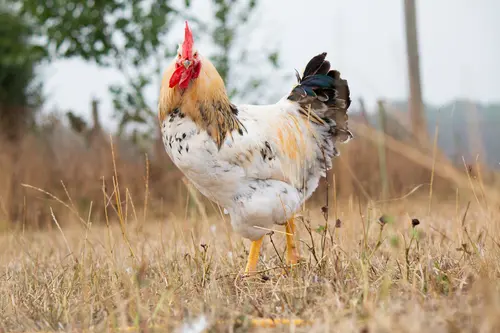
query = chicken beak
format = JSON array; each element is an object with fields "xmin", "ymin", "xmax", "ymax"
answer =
[{"xmin": 183, "ymin": 59, "xmax": 191, "ymax": 69}]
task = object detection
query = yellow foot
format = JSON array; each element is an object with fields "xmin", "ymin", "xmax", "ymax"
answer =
[
  {"xmin": 285, "ymin": 217, "xmax": 301, "ymax": 265},
  {"xmin": 244, "ymin": 237, "xmax": 263, "ymax": 276}
]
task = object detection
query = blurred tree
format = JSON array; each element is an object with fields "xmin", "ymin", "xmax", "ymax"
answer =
[
  {"xmin": 209, "ymin": 0, "xmax": 283, "ymax": 103},
  {"xmin": 19, "ymin": 0, "xmax": 179, "ymax": 67},
  {"xmin": 18, "ymin": 0, "xmax": 186, "ymax": 155},
  {"xmin": 0, "ymin": 7, "xmax": 45, "ymax": 141},
  {"xmin": 0, "ymin": 5, "xmax": 47, "ymax": 225},
  {"xmin": 66, "ymin": 111, "xmax": 88, "ymax": 134}
]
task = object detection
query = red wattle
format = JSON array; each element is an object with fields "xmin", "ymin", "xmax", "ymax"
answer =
[
  {"xmin": 169, "ymin": 66, "xmax": 184, "ymax": 88},
  {"xmin": 192, "ymin": 62, "xmax": 201, "ymax": 79},
  {"xmin": 179, "ymin": 70, "xmax": 192, "ymax": 89}
]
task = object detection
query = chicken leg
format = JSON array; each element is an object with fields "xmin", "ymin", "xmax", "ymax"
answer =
[
  {"xmin": 285, "ymin": 217, "xmax": 300, "ymax": 265},
  {"xmin": 245, "ymin": 237, "xmax": 263, "ymax": 274}
]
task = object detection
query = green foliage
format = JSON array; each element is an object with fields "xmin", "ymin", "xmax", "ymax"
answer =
[
  {"xmin": 0, "ymin": 9, "xmax": 44, "ymax": 107},
  {"xmin": 19, "ymin": 0, "xmax": 178, "ymax": 67},
  {"xmin": 0, "ymin": 7, "xmax": 45, "ymax": 139}
]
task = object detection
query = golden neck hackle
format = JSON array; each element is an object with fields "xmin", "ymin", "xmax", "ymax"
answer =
[{"xmin": 158, "ymin": 56, "xmax": 244, "ymax": 148}]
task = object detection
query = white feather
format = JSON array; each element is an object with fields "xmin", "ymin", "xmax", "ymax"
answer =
[{"xmin": 161, "ymin": 98, "xmax": 335, "ymax": 240}]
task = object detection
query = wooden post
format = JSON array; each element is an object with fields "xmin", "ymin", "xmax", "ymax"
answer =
[
  {"xmin": 404, "ymin": 0, "xmax": 427, "ymax": 145},
  {"xmin": 91, "ymin": 98, "xmax": 101, "ymax": 131},
  {"xmin": 358, "ymin": 98, "xmax": 369, "ymax": 124},
  {"xmin": 377, "ymin": 100, "xmax": 389, "ymax": 201}
]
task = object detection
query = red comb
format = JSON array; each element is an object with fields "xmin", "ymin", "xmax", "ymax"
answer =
[{"xmin": 182, "ymin": 21, "xmax": 193, "ymax": 59}]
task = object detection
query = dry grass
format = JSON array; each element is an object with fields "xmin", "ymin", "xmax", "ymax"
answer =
[
  {"xmin": 0, "ymin": 130, "xmax": 184, "ymax": 230},
  {"xmin": 1, "ymin": 117, "xmax": 500, "ymax": 332},
  {"xmin": 3, "ymin": 117, "xmax": 495, "ymax": 230},
  {"xmin": 1, "ymin": 197, "xmax": 500, "ymax": 332}
]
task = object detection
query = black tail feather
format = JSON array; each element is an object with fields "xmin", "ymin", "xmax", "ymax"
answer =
[
  {"xmin": 302, "ymin": 52, "xmax": 329, "ymax": 77},
  {"xmin": 288, "ymin": 52, "xmax": 352, "ymax": 143}
]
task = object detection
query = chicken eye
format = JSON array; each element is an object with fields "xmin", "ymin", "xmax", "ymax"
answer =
[{"xmin": 193, "ymin": 51, "xmax": 198, "ymax": 57}]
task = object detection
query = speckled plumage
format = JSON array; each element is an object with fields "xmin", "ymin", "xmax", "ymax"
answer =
[{"xmin": 161, "ymin": 87, "xmax": 351, "ymax": 240}]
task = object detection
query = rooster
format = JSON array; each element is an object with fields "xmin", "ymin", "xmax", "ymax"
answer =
[{"xmin": 158, "ymin": 22, "xmax": 352, "ymax": 274}]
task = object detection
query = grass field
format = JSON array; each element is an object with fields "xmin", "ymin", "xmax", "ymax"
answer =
[
  {"xmin": 1, "ymin": 120, "xmax": 500, "ymax": 332},
  {"xmin": 1, "ymin": 194, "xmax": 499, "ymax": 332}
]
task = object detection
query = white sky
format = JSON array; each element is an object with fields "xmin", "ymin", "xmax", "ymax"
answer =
[{"xmin": 40, "ymin": 0, "xmax": 500, "ymax": 131}]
